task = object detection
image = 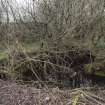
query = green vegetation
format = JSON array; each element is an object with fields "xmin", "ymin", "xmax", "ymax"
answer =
[
  {"xmin": 84, "ymin": 62, "xmax": 105, "ymax": 77},
  {"xmin": 0, "ymin": 52, "xmax": 8, "ymax": 61}
]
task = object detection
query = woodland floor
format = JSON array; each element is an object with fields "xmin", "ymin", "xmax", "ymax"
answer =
[{"xmin": 0, "ymin": 79, "xmax": 105, "ymax": 105}]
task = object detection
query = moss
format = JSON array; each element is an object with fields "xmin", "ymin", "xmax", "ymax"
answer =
[
  {"xmin": 84, "ymin": 63, "xmax": 93, "ymax": 73},
  {"xmin": 95, "ymin": 71, "xmax": 105, "ymax": 77},
  {"xmin": 0, "ymin": 52, "xmax": 8, "ymax": 60},
  {"xmin": 84, "ymin": 62, "xmax": 105, "ymax": 77}
]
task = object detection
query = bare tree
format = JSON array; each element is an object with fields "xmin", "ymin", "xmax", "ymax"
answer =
[{"xmin": 32, "ymin": 0, "xmax": 105, "ymax": 49}]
